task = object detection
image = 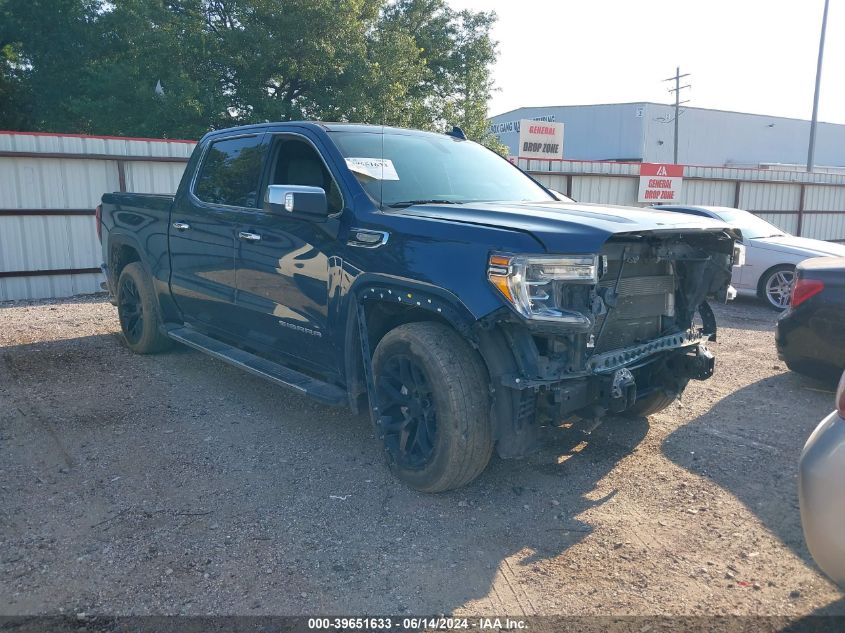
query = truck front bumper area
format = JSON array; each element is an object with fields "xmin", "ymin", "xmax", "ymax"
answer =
[
  {"xmin": 481, "ymin": 332, "xmax": 714, "ymax": 459},
  {"xmin": 533, "ymin": 344, "xmax": 714, "ymax": 419}
]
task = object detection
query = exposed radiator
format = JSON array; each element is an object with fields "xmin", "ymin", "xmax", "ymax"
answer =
[
  {"xmin": 599, "ymin": 274, "xmax": 675, "ymax": 296},
  {"xmin": 593, "ymin": 264, "xmax": 676, "ymax": 353}
]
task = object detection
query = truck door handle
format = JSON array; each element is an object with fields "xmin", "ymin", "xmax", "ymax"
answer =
[
  {"xmin": 238, "ymin": 231, "xmax": 262, "ymax": 242},
  {"xmin": 172, "ymin": 222, "xmax": 191, "ymax": 231},
  {"xmin": 347, "ymin": 228, "xmax": 389, "ymax": 248}
]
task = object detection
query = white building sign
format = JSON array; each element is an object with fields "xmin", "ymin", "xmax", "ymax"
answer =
[
  {"xmin": 517, "ymin": 119, "xmax": 564, "ymax": 160},
  {"xmin": 637, "ymin": 163, "xmax": 684, "ymax": 202}
]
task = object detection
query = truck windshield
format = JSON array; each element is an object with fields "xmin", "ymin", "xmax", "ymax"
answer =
[{"xmin": 328, "ymin": 130, "xmax": 553, "ymax": 208}]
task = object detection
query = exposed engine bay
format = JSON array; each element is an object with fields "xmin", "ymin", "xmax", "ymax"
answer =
[{"xmin": 479, "ymin": 229, "xmax": 738, "ymax": 457}]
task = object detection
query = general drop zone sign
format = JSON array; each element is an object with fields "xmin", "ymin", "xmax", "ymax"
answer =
[
  {"xmin": 518, "ymin": 119, "xmax": 564, "ymax": 160},
  {"xmin": 638, "ymin": 163, "xmax": 684, "ymax": 202}
]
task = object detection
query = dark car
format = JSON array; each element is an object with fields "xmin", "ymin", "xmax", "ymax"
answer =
[
  {"xmin": 97, "ymin": 122, "xmax": 740, "ymax": 492},
  {"xmin": 777, "ymin": 256, "xmax": 845, "ymax": 383}
]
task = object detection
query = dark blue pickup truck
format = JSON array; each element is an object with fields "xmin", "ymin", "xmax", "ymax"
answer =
[{"xmin": 98, "ymin": 122, "xmax": 740, "ymax": 492}]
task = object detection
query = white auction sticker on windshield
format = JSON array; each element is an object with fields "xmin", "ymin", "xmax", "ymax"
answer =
[{"xmin": 345, "ymin": 157, "xmax": 399, "ymax": 180}]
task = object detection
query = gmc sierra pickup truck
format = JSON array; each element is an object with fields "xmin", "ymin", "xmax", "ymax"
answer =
[{"xmin": 98, "ymin": 122, "xmax": 740, "ymax": 492}]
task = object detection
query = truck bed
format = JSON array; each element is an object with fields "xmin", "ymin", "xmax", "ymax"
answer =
[{"xmin": 98, "ymin": 192, "xmax": 176, "ymax": 301}]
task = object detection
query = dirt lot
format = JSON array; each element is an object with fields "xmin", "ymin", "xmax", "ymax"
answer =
[{"xmin": 1, "ymin": 294, "xmax": 844, "ymax": 617}]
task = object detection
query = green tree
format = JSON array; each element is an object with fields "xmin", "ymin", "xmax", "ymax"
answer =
[
  {"xmin": 0, "ymin": 0, "xmax": 503, "ymax": 149},
  {"xmin": 0, "ymin": 41, "xmax": 30, "ymax": 130},
  {"xmin": 1, "ymin": 0, "xmax": 103, "ymax": 132}
]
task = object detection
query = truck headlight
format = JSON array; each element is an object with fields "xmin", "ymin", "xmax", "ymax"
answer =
[{"xmin": 487, "ymin": 254, "xmax": 598, "ymax": 322}]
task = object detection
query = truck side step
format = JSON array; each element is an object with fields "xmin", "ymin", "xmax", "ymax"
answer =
[{"xmin": 166, "ymin": 326, "xmax": 346, "ymax": 406}]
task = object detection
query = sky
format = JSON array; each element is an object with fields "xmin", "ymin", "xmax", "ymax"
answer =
[{"xmin": 447, "ymin": 0, "xmax": 844, "ymax": 124}]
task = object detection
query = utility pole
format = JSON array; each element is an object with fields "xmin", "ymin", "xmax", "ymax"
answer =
[
  {"xmin": 664, "ymin": 67, "xmax": 690, "ymax": 164},
  {"xmin": 807, "ymin": 0, "xmax": 830, "ymax": 172}
]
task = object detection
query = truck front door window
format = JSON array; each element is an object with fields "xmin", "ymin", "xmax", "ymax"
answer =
[
  {"xmin": 267, "ymin": 139, "xmax": 343, "ymax": 213},
  {"xmin": 194, "ymin": 135, "xmax": 266, "ymax": 208}
]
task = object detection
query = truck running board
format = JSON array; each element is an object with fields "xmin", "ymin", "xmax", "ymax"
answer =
[{"xmin": 165, "ymin": 326, "xmax": 346, "ymax": 406}]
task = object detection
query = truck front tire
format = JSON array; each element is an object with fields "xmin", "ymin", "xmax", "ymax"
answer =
[
  {"xmin": 116, "ymin": 262, "xmax": 172, "ymax": 354},
  {"xmin": 621, "ymin": 388, "xmax": 677, "ymax": 418},
  {"xmin": 372, "ymin": 322, "xmax": 493, "ymax": 493}
]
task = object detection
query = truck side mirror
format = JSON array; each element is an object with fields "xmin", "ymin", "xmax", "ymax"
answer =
[{"xmin": 264, "ymin": 184, "xmax": 328, "ymax": 222}]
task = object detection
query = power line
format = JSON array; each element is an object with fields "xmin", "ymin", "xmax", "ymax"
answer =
[{"xmin": 664, "ymin": 67, "xmax": 690, "ymax": 165}]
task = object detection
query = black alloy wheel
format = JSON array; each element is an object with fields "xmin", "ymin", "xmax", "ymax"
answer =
[
  {"xmin": 115, "ymin": 262, "xmax": 172, "ymax": 354},
  {"xmin": 118, "ymin": 275, "xmax": 144, "ymax": 345},
  {"xmin": 377, "ymin": 354, "xmax": 438, "ymax": 470}
]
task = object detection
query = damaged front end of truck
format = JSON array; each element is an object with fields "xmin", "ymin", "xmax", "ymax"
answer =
[{"xmin": 476, "ymin": 228, "xmax": 741, "ymax": 458}]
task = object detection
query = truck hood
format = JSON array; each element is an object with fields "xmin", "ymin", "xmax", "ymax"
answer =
[
  {"xmin": 392, "ymin": 201, "xmax": 737, "ymax": 252},
  {"xmin": 750, "ymin": 235, "xmax": 845, "ymax": 258}
]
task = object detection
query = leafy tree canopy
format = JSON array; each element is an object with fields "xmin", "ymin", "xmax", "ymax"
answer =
[{"xmin": 0, "ymin": 0, "xmax": 505, "ymax": 150}]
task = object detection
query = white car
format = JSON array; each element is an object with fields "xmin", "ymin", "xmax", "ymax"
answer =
[
  {"xmin": 800, "ymin": 370, "xmax": 845, "ymax": 588},
  {"xmin": 653, "ymin": 205, "xmax": 845, "ymax": 310}
]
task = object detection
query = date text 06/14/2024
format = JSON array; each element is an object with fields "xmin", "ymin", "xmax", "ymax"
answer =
[{"xmin": 307, "ymin": 617, "xmax": 528, "ymax": 630}]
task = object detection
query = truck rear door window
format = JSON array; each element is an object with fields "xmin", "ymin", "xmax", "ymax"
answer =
[{"xmin": 194, "ymin": 135, "xmax": 266, "ymax": 208}]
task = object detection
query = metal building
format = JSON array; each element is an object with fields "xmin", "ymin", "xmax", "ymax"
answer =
[{"xmin": 489, "ymin": 103, "xmax": 845, "ymax": 168}]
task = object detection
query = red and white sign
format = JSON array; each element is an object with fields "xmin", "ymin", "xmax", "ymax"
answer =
[
  {"xmin": 637, "ymin": 163, "xmax": 684, "ymax": 203},
  {"xmin": 518, "ymin": 119, "xmax": 564, "ymax": 160}
]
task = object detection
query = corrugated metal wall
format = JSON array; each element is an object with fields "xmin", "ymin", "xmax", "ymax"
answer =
[
  {"xmin": 0, "ymin": 132, "xmax": 194, "ymax": 301},
  {"xmin": 681, "ymin": 179, "xmax": 735, "ymax": 206},
  {"xmin": 803, "ymin": 184, "xmax": 845, "ymax": 241},
  {"xmin": 522, "ymin": 159, "xmax": 845, "ymax": 243}
]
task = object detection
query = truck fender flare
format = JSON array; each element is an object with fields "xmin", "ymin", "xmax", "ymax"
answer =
[
  {"xmin": 106, "ymin": 231, "xmax": 180, "ymax": 324},
  {"xmin": 105, "ymin": 231, "xmax": 153, "ymax": 286},
  {"xmin": 345, "ymin": 277, "xmax": 535, "ymax": 457},
  {"xmin": 343, "ymin": 276, "xmax": 482, "ymax": 415},
  {"xmin": 349, "ymin": 276, "xmax": 480, "ymax": 338}
]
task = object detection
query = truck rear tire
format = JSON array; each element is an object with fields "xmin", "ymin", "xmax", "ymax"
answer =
[
  {"xmin": 116, "ymin": 262, "xmax": 172, "ymax": 354},
  {"xmin": 372, "ymin": 322, "xmax": 493, "ymax": 493}
]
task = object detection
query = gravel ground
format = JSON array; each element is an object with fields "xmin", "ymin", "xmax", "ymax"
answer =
[{"xmin": 1, "ymin": 294, "xmax": 843, "ymax": 617}]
